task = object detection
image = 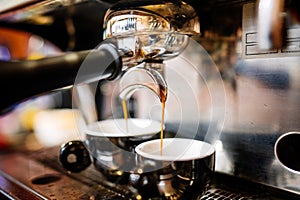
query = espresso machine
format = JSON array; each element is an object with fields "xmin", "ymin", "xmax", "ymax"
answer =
[{"xmin": 0, "ymin": 0, "xmax": 300, "ymax": 199}]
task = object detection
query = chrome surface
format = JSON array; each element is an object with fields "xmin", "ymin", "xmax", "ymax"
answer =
[
  {"xmin": 237, "ymin": 6, "xmax": 300, "ymax": 193},
  {"xmin": 103, "ymin": 1, "xmax": 198, "ymax": 67},
  {"xmin": 103, "ymin": 1, "xmax": 200, "ymax": 38},
  {"xmin": 214, "ymin": 1, "xmax": 300, "ymax": 196},
  {"xmin": 119, "ymin": 63, "xmax": 167, "ymax": 102}
]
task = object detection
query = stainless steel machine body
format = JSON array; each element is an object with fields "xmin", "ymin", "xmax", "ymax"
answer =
[
  {"xmin": 102, "ymin": 0, "xmax": 300, "ymax": 195},
  {"xmin": 0, "ymin": 0, "xmax": 299, "ymax": 199}
]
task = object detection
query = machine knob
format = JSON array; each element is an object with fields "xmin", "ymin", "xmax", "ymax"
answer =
[{"xmin": 59, "ymin": 140, "xmax": 91, "ymax": 173}]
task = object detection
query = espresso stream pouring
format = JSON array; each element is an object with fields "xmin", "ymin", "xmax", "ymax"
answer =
[{"xmin": 103, "ymin": 0, "xmax": 200, "ymax": 153}]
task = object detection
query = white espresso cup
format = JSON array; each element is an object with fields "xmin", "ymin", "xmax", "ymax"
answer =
[{"xmin": 132, "ymin": 138, "xmax": 215, "ymax": 199}]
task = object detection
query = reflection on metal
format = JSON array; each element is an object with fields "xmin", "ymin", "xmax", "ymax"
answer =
[
  {"xmin": 119, "ymin": 63, "xmax": 167, "ymax": 102},
  {"xmin": 243, "ymin": 3, "xmax": 300, "ymax": 59},
  {"xmin": 0, "ymin": 27, "xmax": 61, "ymax": 59},
  {"xmin": 103, "ymin": 0, "xmax": 199, "ymax": 68},
  {"xmin": 209, "ymin": 2, "xmax": 300, "ymax": 196},
  {"xmin": 0, "ymin": 45, "xmax": 10, "ymax": 60},
  {"xmin": 257, "ymin": 0, "xmax": 286, "ymax": 50},
  {"xmin": 0, "ymin": 0, "xmax": 88, "ymax": 22}
]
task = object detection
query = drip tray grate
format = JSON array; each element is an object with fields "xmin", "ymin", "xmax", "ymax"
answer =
[{"xmin": 200, "ymin": 188, "xmax": 265, "ymax": 200}]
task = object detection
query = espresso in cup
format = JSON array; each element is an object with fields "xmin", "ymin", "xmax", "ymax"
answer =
[{"xmin": 131, "ymin": 138, "xmax": 215, "ymax": 199}]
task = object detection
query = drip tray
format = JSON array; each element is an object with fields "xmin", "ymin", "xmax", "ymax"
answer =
[
  {"xmin": 0, "ymin": 146, "xmax": 299, "ymax": 200},
  {"xmin": 200, "ymin": 174, "xmax": 298, "ymax": 200},
  {"xmin": 201, "ymin": 188, "xmax": 263, "ymax": 200}
]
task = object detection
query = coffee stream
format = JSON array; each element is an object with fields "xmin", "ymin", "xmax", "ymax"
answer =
[
  {"xmin": 159, "ymin": 84, "xmax": 167, "ymax": 155},
  {"xmin": 122, "ymin": 99, "xmax": 129, "ymax": 133},
  {"xmin": 160, "ymin": 101, "xmax": 165, "ymax": 155},
  {"xmin": 121, "ymin": 84, "xmax": 167, "ymax": 155}
]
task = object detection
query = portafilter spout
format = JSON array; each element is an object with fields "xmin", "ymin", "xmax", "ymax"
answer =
[
  {"xmin": 102, "ymin": 0, "xmax": 200, "ymax": 102},
  {"xmin": 119, "ymin": 62, "xmax": 167, "ymax": 102}
]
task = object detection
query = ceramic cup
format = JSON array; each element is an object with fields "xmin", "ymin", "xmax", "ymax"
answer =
[{"xmin": 131, "ymin": 138, "xmax": 215, "ymax": 199}]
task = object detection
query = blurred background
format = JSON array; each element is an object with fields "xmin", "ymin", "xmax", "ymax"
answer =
[{"xmin": 0, "ymin": 0, "xmax": 116, "ymax": 150}]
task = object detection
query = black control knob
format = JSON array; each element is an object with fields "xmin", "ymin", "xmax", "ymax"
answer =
[{"xmin": 59, "ymin": 140, "xmax": 91, "ymax": 173}]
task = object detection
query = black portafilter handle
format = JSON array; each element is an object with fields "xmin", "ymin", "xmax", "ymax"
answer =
[
  {"xmin": 59, "ymin": 140, "xmax": 92, "ymax": 173},
  {"xmin": 0, "ymin": 43, "xmax": 122, "ymax": 114}
]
